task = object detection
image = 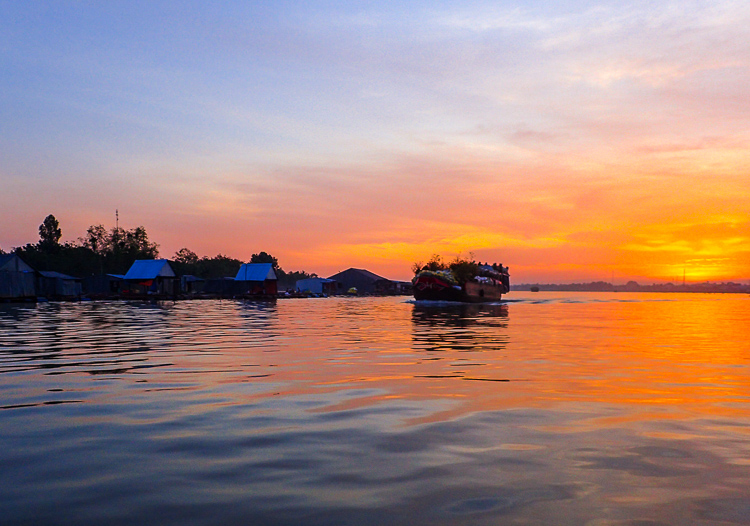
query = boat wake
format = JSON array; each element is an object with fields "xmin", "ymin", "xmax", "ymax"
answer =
[{"xmin": 407, "ymin": 299, "xmax": 508, "ymax": 306}]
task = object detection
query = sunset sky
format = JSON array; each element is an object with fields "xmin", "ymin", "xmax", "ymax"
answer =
[{"xmin": 1, "ymin": 1, "xmax": 748, "ymax": 283}]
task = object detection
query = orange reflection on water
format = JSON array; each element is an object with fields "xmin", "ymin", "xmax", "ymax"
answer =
[
  {"xmin": 173, "ymin": 294, "xmax": 750, "ymax": 430},
  {"xmin": 26, "ymin": 295, "xmax": 742, "ymax": 432}
]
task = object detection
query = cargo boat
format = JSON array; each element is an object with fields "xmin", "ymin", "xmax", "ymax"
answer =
[{"xmin": 413, "ymin": 263, "xmax": 510, "ymax": 303}]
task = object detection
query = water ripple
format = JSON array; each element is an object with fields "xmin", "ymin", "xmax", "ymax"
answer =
[{"xmin": 2, "ymin": 294, "xmax": 750, "ymax": 525}]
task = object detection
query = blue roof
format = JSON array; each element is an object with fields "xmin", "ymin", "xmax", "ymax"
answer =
[
  {"xmin": 235, "ymin": 263, "xmax": 277, "ymax": 281},
  {"xmin": 124, "ymin": 259, "xmax": 176, "ymax": 280}
]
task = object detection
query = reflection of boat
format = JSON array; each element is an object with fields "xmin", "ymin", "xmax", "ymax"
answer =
[
  {"xmin": 412, "ymin": 302, "xmax": 509, "ymax": 353},
  {"xmin": 413, "ymin": 264, "xmax": 510, "ymax": 303},
  {"xmin": 412, "ymin": 302, "xmax": 509, "ymax": 326}
]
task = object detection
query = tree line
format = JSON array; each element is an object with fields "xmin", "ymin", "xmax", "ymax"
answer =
[{"xmin": 6, "ymin": 215, "xmax": 316, "ymax": 287}]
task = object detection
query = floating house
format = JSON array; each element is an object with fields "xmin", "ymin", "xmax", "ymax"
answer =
[
  {"xmin": 327, "ymin": 268, "xmax": 391, "ymax": 295},
  {"xmin": 235, "ymin": 263, "xmax": 278, "ymax": 295},
  {"xmin": 82, "ymin": 274, "xmax": 125, "ymax": 298},
  {"xmin": 83, "ymin": 274, "xmax": 125, "ymax": 297},
  {"xmin": 180, "ymin": 275, "xmax": 205, "ymax": 294},
  {"xmin": 392, "ymin": 280, "xmax": 414, "ymax": 295},
  {"xmin": 296, "ymin": 277, "xmax": 336, "ymax": 295},
  {"xmin": 123, "ymin": 259, "xmax": 177, "ymax": 296},
  {"xmin": 37, "ymin": 271, "xmax": 82, "ymax": 299},
  {"xmin": 0, "ymin": 253, "xmax": 36, "ymax": 301},
  {"xmin": 203, "ymin": 277, "xmax": 237, "ymax": 296}
]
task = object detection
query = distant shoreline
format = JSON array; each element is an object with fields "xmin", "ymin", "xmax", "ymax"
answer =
[{"xmin": 513, "ymin": 282, "xmax": 750, "ymax": 294}]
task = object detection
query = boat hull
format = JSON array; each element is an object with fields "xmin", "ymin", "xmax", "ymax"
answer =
[
  {"xmin": 463, "ymin": 281, "xmax": 505, "ymax": 303},
  {"xmin": 413, "ymin": 275, "xmax": 506, "ymax": 303}
]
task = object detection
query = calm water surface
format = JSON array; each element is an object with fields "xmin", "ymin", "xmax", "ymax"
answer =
[{"xmin": 2, "ymin": 293, "xmax": 750, "ymax": 525}]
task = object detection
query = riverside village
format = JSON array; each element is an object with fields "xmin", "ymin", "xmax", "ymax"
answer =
[{"xmin": 2, "ymin": 215, "xmax": 748, "ymax": 303}]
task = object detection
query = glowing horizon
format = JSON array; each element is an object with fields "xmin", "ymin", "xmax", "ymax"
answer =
[{"xmin": 1, "ymin": 2, "xmax": 749, "ymax": 283}]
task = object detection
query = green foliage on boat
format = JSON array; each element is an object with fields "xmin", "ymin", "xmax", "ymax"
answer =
[{"xmin": 412, "ymin": 254, "xmax": 479, "ymax": 286}]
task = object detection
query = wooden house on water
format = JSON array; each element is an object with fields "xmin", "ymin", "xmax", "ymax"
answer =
[
  {"xmin": 123, "ymin": 259, "xmax": 177, "ymax": 296},
  {"xmin": 295, "ymin": 277, "xmax": 337, "ymax": 295},
  {"xmin": 37, "ymin": 271, "xmax": 82, "ymax": 299},
  {"xmin": 82, "ymin": 274, "xmax": 125, "ymax": 298},
  {"xmin": 235, "ymin": 263, "xmax": 278, "ymax": 296},
  {"xmin": 0, "ymin": 254, "xmax": 36, "ymax": 301},
  {"xmin": 180, "ymin": 275, "xmax": 205, "ymax": 295},
  {"xmin": 327, "ymin": 268, "xmax": 391, "ymax": 295},
  {"xmin": 203, "ymin": 277, "xmax": 237, "ymax": 297}
]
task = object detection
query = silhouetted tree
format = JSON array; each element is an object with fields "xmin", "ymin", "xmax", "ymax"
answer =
[
  {"xmin": 82, "ymin": 224, "xmax": 107, "ymax": 254},
  {"xmin": 13, "ymin": 216, "xmax": 321, "ymax": 285},
  {"xmin": 171, "ymin": 248, "xmax": 202, "ymax": 277},
  {"xmin": 277, "ymin": 269, "xmax": 318, "ymax": 290},
  {"xmin": 196, "ymin": 254, "xmax": 243, "ymax": 279},
  {"xmin": 38, "ymin": 214, "xmax": 62, "ymax": 252},
  {"xmin": 16, "ymin": 216, "xmax": 163, "ymax": 276},
  {"xmin": 250, "ymin": 251, "xmax": 279, "ymax": 269},
  {"xmin": 80, "ymin": 224, "xmax": 159, "ymax": 274},
  {"xmin": 174, "ymin": 248, "xmax": 199, "ymax": 265}
]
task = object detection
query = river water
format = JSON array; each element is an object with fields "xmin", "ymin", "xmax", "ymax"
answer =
[{"xmin": 2, "ymin": 293, "xmax": 750, "ymax": 525}]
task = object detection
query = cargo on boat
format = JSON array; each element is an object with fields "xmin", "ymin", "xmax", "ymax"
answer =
[{"xmin": 412, "ymin": 260, "xmax": 509, "ymax": 303}]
